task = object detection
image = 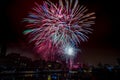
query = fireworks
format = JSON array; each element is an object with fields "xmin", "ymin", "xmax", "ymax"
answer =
[{"xmin": 23, "ymin": 0, "xmax": 95, "ymax": 61}]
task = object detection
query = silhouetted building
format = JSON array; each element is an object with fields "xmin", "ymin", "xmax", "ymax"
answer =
[
  {"xmin": 117, "ymin": 58, "xmax": 120, "ymax": 65},
  {"xmin": 0, "ymin": 43, "xmax": 6, "ymax": 57}
]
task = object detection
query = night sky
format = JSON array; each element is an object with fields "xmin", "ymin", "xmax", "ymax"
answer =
[{"xmin": 0, "ymin": 0, "xmax": 120, "ymax": 65}]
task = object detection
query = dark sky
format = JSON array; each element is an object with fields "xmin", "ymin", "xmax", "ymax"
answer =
[
  {"xmin": 0, "ymin": 0, "xmax": 119, "ymax": 47},
  {"xmin": 0, "ymin": 0, "xmax": 120, "ymax": 64}
]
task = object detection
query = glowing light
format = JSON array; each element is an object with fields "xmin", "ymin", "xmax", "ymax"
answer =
[
  {"xmin": 23, "ymin": 0, "xmax": 95, "ymax": 61},
  {"xmin": 65, "ymin": 45, "xmax": 74, "ymax": 56},
  {"xmin": 68, "ymin": 47, "xmax": 74, "ymax": 56}
]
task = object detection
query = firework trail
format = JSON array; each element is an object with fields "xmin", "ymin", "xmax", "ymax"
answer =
[{"xmin": 23, "ymin": 0, "xmax": 95, "ymax": 61}]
